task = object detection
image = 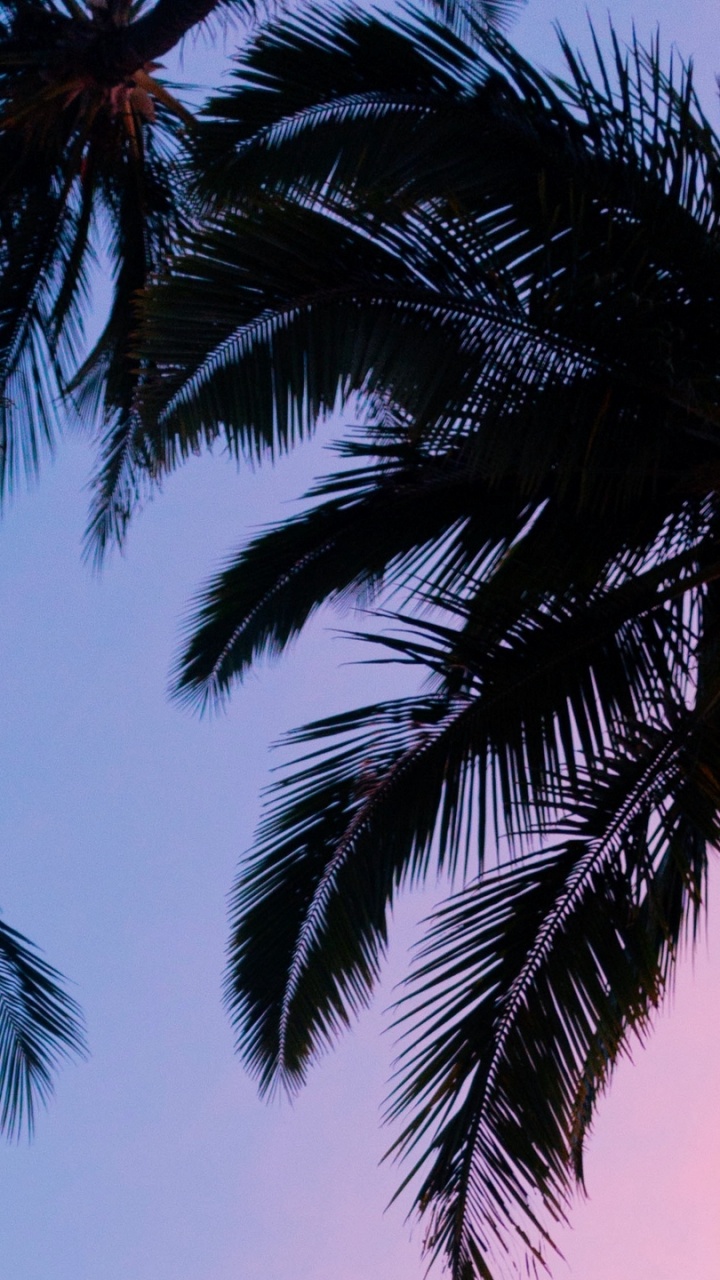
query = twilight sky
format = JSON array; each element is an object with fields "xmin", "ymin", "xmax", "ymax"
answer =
[{"xmin": 1, "ymin": 3, "xmax": 719, "ymax": 1279}]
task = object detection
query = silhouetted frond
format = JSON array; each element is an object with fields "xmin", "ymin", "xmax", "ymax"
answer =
[{"xmin": 0, "ymin": 914, "xmax": 86, "ymax": 1139}]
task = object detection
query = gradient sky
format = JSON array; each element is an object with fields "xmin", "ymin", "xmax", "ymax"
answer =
[{"xmin": 1, "ymin": 3, "xmax": 719, "ymax": 1279}]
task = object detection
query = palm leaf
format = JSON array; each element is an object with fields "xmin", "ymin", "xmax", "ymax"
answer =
[
  {"xmin": 0, "ymin": 913, "xmax": 86, "ymax": 1139},
  {"xmin": 129, "ymin": 9, "xmax": 720, "ymax": 569},
  {"xmin": 171, "ymin": 437, "xmax": 542, "ymax": 708},
  {"xmin": 172, "ymin": 409, "xmax": 716, "ymax": 709},
  {"xmin": 226, "ymin": 514, "xmax": 705, "ymax": 1092},
  {"xmin": 0, "ymin": 0, "xmax": 192, "ymax": 510},
  {"xmin": 387, "ymin": 714, "xmax": 716, "ymax": 1277},
  {"xmin": 189, "ymin": 7, "xmax": 486, "ymax": 207},
  {"xmin": 80, "ymin": 95, "xmax": 188, "ymax": 553}
]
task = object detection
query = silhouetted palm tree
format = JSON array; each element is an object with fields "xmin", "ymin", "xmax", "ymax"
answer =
[
  {"xmin": 132, "ymin": 9, "xmax": 720, "ymax": 1276},
  {"xmin": 0, "ymin": 0, "xmax": 523, "ymax": 1141},
  {"xmin": 0, "ymin": 0, "xmax": 215, "ymax": 514}
]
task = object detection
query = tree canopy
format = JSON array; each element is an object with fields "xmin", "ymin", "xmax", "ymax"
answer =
[
  {"xmin": 3, "ymin": 3, "xmax": 720, "ymax": 1279},
  {"xmin": 127, "ymin": 9, "xmax": 720, "ymax": 1276},
  {"xmin": 0, "ymin": 0, "xmax": 526, "ymax": 1141}
]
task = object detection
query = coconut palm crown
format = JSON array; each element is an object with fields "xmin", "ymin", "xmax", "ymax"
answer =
[
  {"xmin": 0, "ymin": 0, "xmax": 524, "ymax": 533},
  {"xmin": 127, "ymin": 8, "xmax": 720, "ymax": 1279}
]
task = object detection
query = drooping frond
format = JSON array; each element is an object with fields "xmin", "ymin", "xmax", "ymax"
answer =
[
  {"xmin": 188, "ymin": 7, "xmax": 489, "ymax": 207},
  {"xmin": 171, "ymin": 436, "xmax": 541, "ymax": 709},
  {"xmin": 172, "ymin": 395, "xmax": 716, "ymax": 710},
  {"xmin": 387, "ymin": 711, "xmax": 717, "ymax": 1276},
  {"xmin": 226, "ymin": 491, "xmax": 708, "ymax": 1092},
  {"xmin": 0, "ymin": 0, "xmax": 192, "ymax": 511},
  {"xmin": 0, "ymin": 913, "xmax": 86, "ymax": 1139}
]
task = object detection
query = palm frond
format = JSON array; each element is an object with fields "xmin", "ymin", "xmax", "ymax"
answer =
[
  {"xmin": 171, "ymin": 437, "xmax": 540, "ymax": 709},
  {"xmin": 172, "ymin": 403, "xmax": 716, "ymax": 710},
  {"xmin": 129, "ymin": 8, "xmax": 720, "ymax": 571},
  {"xmin": 80, "ymin": 101, "xmax": 188, "ymax": 554},
  {"xmin": 386, "ymin": 714, "xmax": 716, "ymax": 1277},
  {"xmin": 0, "ymin": 913, "xmax": 86, "ymax": 1139},
  {"xmin": 0, "ymin": 146, "xmax": 79, "ymax": 491},
  {"xmin": 225, "ymin": 511, "xmax": 704, "ymax": 1094},
  {"xmin": 0, "ymin": 0, "xmax": 192, "ymax": 509},
  {"xmin": 134, "ymin": 196, "xmax": 540, "ymax": 474},
  {"xmin": 189, "ymin": 7, "xmax": 486, "ymax": 207}
]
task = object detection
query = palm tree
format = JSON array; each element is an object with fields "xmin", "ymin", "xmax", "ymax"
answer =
[
  {"xmin": 129, "ymin": 8, "xmax": 720, "ymax": 1277},
  {"xmin": 0, "ymin": 0, "xmax": 521, "ymax": 533},
  {"xmin": 0, "ymin": 0, "xmax": 213, "ymax": 519},
  {"xmin": 0, "ymin": 0, "xmax": 522, "ymax": 1137},
  {"xmin": 7, "ymin": 0, "xmax": 405, "ymax": 1142}
]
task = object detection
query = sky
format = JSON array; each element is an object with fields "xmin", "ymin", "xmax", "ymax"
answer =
[{"xmin": 1, "ymin": 2, "xmax": 719, "ymax": 1279}]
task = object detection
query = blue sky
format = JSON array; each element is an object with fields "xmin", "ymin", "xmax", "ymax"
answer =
[{"xmin": 0, "ymin": 3, "xmax": 719, "ymax": 1278}]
